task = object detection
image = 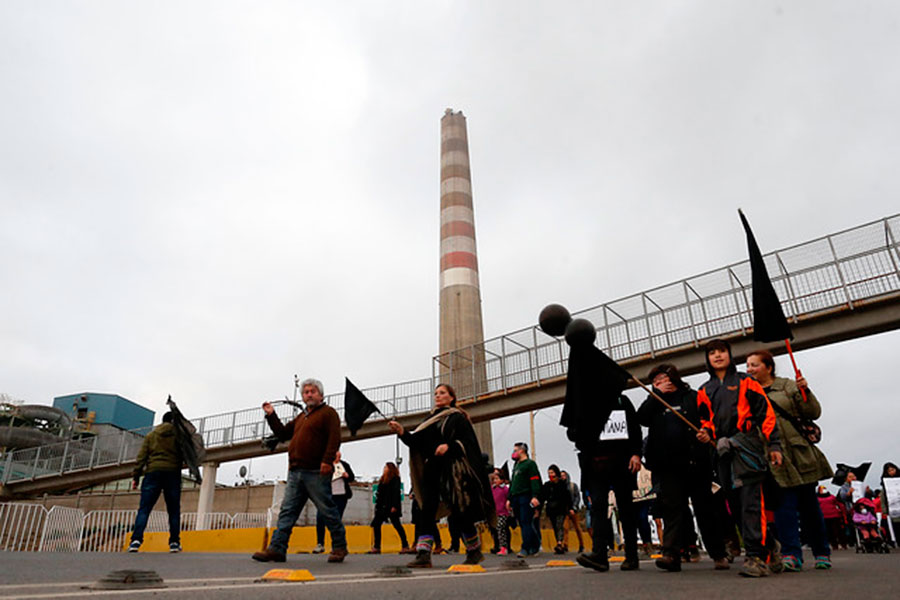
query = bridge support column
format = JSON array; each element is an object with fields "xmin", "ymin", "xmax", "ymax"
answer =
[{"xmin": 196, "ymin": 462, "xmax": 219, "ymax": 529}]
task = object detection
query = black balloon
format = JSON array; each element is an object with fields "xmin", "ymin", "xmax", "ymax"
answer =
[
  {"xmin": 539, "ymin": 304, "xmax": 572, "ymax": 337},
  {"xmin": 565, "ymin": 318, "xmax": 597, "ymax": 347}
]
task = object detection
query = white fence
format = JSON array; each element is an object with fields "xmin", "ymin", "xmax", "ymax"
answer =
[{"xmin": 0, "ymin": 504, "xmax": 274, "ymax": 552}]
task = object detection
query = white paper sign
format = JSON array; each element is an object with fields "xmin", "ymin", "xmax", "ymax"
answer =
[
  {"xmin": 332, "ymin": 461, "xmax": 345, "ymax": 482},
  {"xmin": 884, "ymin": 477, "xmax": 900, "ymax": 516},
  {"xmin": 851, "ymin": 480, "xmax": 866, "ymax": 501},
  {"xmin": 599, "ymin": 410, "xmax": 629, "ymax": 441}
]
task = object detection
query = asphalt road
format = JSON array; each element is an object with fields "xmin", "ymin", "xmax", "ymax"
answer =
[{"xmin": 0, "ymin": 549, "xmax": 894, "ymax": 599}]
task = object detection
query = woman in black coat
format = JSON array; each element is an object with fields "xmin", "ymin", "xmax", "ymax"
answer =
[
  {"xmin": 368, "ymin": 462, "xmax": 411, "ymax": 554},
  {"xmin": 541, "ymin": 464, "xmax": 573, "ymax": 554}
]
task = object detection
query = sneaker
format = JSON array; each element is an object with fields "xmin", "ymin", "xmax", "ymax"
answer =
[
  {"xmin": 169, "ymin": 542, "xmax": 182, "ymax": 553},
  {"xmin": 498, "ymin": 547, "xmax": 508, "ymax": 556},
  {"xmin": 399, "ymin": 546, "xmax": 416, "ymax": 555},
  {"xmin": 655, "ymin": 554, "xmax": 681, "ymax": 572},
  {"xmin": 407, "ymin": 550, "xmax": 433, "ymax": 568},
  {"xmin": 327, "ymin": 548, "xmax": 348, "ymax": 563},
  {"xmin": 739, "ymin": 556, "xmax": 769, "ymax": 578},
  {"xmin": 463, "ymin": 548, "xmax": 484, "ymax": 565},
  {"xmin": 576, "ymin": 551, "xmax": 610, "ymax": 572},
  {"xmin": 252, "ymin": 548, "xmax": 286, "ymax": 562},
  {"xmin": 814, "ymin": 555, "xmax": 832, "ymax": 570},
  {"xmin": 312, "ymin": 543, "xmax": 325, "ymax": 554},
  {"xmin": 782, "ymin": 555, "xmax": 802, "ymax": 572},
  {"xmin": 620, "ymin": 557, "xmax": 640, "ymax": 571},
  {"xmin": 366, "ymin": 548, "xmax": 381, "ymax": 554},
  {"xmin": 127, "ymin": 540, "xmax": 141, "ymax": 553},
  {"xmin": 713, "ymin": 557, "xmax": 731, "ymax": 570},
  {"xmin": 639, "ymin": 543, "xmax": 653, "ymax": 560}
]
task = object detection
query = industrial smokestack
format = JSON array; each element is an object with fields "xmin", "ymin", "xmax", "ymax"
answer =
[{"xmin": 438, "ymin": 108, "xmax": 493, "ymax": 461}]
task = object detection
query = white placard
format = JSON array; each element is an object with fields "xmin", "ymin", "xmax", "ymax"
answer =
[
  {"xmin": 884, "ymin": 477, "xmax": 900, "ymax": 516},
  {"xmin": 851, "ymin": 480, "xmax": 866, "ymax": 501},
  {"xmin": 599, "ymin": 410, "xmax": 629, "ymax": 441},
  {"xmin": 332, "ymin": 461, "xmax": 345, "ymax": 482}
]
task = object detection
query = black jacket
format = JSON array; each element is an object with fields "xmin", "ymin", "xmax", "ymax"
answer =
[
  {"xmin": 375, "ymin": 476, "xmax": 402, "ymax": 516},
  {"xmin": 541, "ymin": 479, "xmax": 573, "ymax": 517},
  {"xmin": 637, "ymin": 385, "xmax": 711, "ymax": 472}
]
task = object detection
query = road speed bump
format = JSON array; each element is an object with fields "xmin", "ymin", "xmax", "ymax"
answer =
[
  {"xmin": 258, "ymin": 569, "xmax": 316, "ymax": 582},
  {"xmin": 546, "ymin": 560, "xmax": 577, "ymax": 567},
  {"xmin": 447, "ymin": 564, "xmax": 486, "ymax": 573}
]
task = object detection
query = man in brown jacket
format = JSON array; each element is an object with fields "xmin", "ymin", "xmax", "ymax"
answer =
[{"xmin": 252, "ymin": 378, "xmax": 348, "ymax": 563}]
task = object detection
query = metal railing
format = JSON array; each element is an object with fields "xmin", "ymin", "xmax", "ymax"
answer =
[
  {"xmin": 0, "ymin": 505, "xmax": 282, "ymax": 552},
  {"xmin": 2, "ymin": 214, "xmax": 898, "ymax": 486}
]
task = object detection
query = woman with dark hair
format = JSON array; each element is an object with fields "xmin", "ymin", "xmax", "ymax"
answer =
[
  {"xmin": 540, "ymin": 464, "xmax": 572, "ymax": 554},
  {"xmin": 696, "ymin": 339, "xmax": 783, "ymax": 578},
  {"xmin": 746, "ymin": 349, "xmax": 833, "ymax": 571},
  {"xmin": 637, "ymin": 363, "xmax": 729, "ymax": 572},
  {"xmin": 367, "ymin": 462, "xmax": 411, "ymax": 554},
  {"xmin": 388, "ymin": 384, "xmax": 495, "ymax": 568}
]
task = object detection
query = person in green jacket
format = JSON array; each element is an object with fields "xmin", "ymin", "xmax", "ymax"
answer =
[
  {"xmin": 747, "ymin": 349, "xmax": 833, "ymax": 572},
  {"xmin": 128, "ymin": 412, "xmax": 183, "ymax": 553},
  {"xmin": 507, "ymin": 442, "xmax": 542, "ymax": 557}
]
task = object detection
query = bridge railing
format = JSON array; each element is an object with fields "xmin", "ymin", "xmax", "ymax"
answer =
[{"xmin": 2, "ymin": 214, "xmax": 898, "ymax": 487}]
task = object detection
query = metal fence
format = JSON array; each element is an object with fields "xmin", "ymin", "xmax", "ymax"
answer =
[
  {"xmin": 0, "ymin": 506, "xmax": 284, "ymax": 552},
  {"xmin": 2, "ymin": 214, "xmax": 898, "ymax": 486}
]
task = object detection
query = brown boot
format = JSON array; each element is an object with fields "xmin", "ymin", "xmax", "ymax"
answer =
[
  {"xmin": 714, "ymin": 557, "xmax": 731, "ymax": 570},
  {"xmin": 327, "ymin": 548, "xmax": 348, "ymax": 563},
  {"xmin": 251, "ymin": 548, "xmax": 286, "ymax": 563},
  {"xmin": 655, "ymin": 553, "xmax": 681, "ymax": 572}
]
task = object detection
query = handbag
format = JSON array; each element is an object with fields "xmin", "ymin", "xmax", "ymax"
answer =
[{"xmin": 769, "ymin": 400, "xmax": 822, "ymax": 444}]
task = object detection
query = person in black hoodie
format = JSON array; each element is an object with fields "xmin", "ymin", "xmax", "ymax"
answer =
[
  {"xmin": 638, "ymin": 363, "xmax": 729, "ymax": 571},
  {"xmin": 368, "ymin": 462, "xmax": 411, "ymax": 554},
  {"xmin": 541, "ymin": 464, "xmax": 573, "ymax": 554}
]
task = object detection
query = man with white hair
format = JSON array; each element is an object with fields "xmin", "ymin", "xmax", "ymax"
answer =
[{"xmin": 252, "ymin": 378, "xmax": 348, "ymax": 563}]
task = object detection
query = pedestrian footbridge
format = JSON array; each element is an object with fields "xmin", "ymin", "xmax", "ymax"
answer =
[{"xmin": 2, "ymin": 214, "xmax": 899, "ymax": 499}]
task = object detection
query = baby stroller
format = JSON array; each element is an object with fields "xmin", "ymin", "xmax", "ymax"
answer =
[{"xmin": 852, "ymin": 497, "xmax": 891, "ymax": 554}]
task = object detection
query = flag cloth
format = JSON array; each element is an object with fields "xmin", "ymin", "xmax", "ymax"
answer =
[
  {"xmin": 344, "ymin": 377, "xmax": 380, "ymax": 436},
  {"xmin": 560, "ymin": 344, "xmax": 631, "ymax": 451},
  {"xmin": 739, "ymin": 209, "xmax": 793, "ymax": 342},
  {"xmin": 497, "ymin": 461, "xmax": 510, "ymax": 483},
  {"xmin": 166, "ymin": 396, "xmax": 206, "ymax": 483}
]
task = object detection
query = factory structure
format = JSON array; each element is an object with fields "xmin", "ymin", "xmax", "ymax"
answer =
[{"xmin": 437, "ymin": 109, "xmax": 493, "ymax": 461}]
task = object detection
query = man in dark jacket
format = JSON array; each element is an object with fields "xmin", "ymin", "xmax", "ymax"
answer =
[
  {"xmin": 637, "ymin": 363, "xmax": 728, "ymax": 571},
  {"xmin": 129, "ymin": 412, "xmax": 183, "ymax": 553},
  {"xmin": 572, "ymin": 393, "xmax": 643, "ymax": 572},
  {"xmin": 252, "ymin": 378, "xmax": 348, "ymax": 564}
]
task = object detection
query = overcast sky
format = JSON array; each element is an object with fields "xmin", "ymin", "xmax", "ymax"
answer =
[{"xmin": 2, "ymin": 1, "xmax": 898, "ymax": 491}]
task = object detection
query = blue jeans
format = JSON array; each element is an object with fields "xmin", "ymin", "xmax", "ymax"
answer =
[
  {"xmin": 511, "ymin": 494, "xmax": 540, "ymax": 554},
  {"xmin": 270, "ymin": 469, "xmax": 346, "ymax": 553},
  {"xmin": 774, "ymin": 483, "xmax": 830, "ymax": 561},
  {"xmin": 131, "ymin": 470, "xmax": 181, "ymax": 544}
]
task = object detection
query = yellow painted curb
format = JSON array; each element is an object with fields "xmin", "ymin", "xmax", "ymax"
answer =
[
  {"xmin": 259, "ymin": 569, "xmax": 315, "ymax": 582},
  {"xmin": 446, "ymin": 564, "xmax": 486, "ymax": 573},
  {"xmin": 609, "ymin": 556, "xmax": 625, "ymax": 562},
  {"xmin": 546, "ymin": 560, "xmax": 577, "ymax": 567}
]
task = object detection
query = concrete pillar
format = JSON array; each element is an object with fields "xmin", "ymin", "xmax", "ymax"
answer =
[
  {"xmin": 196, "ymin": 462, "xmax": 218, "ymax": 530},
  {"xmin": 439, "ymin": 108, "xmax": 493, "ymax": 462}
]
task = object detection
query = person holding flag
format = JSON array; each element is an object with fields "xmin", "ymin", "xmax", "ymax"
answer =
[
  {"xmin": 746, "ymin": 349, "xmax": 833, "ymax": 571},
  {"xmin": 696, "ymin": 339, "xmax": 782, "ymax": 577},
  {"xmin": 388, "ymin": 384, "xmax": 495, "ymax": 568}
]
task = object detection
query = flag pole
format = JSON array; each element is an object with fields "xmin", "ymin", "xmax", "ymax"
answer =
[
  {"xmin": 629, "ymin": 377, "xmax": 716, "ymax": 448},
  {"xmin": 783, "ymin": 338, "xmax": 808, "ymax": 402}
]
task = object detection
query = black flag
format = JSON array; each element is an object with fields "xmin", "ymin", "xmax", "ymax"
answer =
[
  {"xmin": 739, "ymin": 209, "xmax": 793, "ymax": 342},
  {"xmin": 560, "ymin": 344, "xmax": 631, "ymax": 451},
  {"xmin": 166, "ymin": 396, "xmax": 206, "ymax": 484},
  {"xmin": 497, "ymin": 461, "xmax": 510, "ymax": 483},
  {"xmin": 344, "ymin": 378, "xmax": 380, "ymax": 436}
]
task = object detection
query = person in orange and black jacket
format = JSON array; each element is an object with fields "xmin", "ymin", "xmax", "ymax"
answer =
[{"xmin": 696, "ymin": 339, "xmax": 782, "ymax": 578}]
